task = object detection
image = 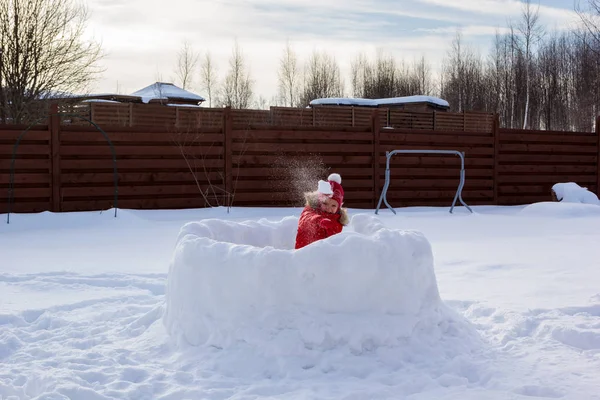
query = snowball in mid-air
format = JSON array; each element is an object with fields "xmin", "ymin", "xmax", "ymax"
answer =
[{"xmin": 163, "ymin": 214, "xmax": 461, "ymax": 354}]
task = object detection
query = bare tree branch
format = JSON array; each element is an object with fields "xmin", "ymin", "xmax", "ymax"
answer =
[
  {"xmin": 174, "ymin": 40, "xmax": 198, "ymax": 90},
  {"xmin": 200, "ymin": 51, "xmax": 216, "ymax": 108},
  {"xmin": 0, "ymin": 0, "xmax": 104, "ymax": 123},
  {"xmin": 219, "ymin": 40, "xmax": 254, "ymax": 109},
  {"xmin": 575, "ymin": 0, "xmax": 600, "ymax": 55},
  {"xmin": 277, "ymin": 40, "xmax": 300, "ymax": 107},
  {"xmin": 299, "ymin": 50, "xmax": 344, "ymax": 106}
]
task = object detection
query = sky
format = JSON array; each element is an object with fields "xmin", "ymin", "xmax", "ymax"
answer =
[{"xmin": 84, "ymin": 0, "xmax": 584, "ymax": 106}]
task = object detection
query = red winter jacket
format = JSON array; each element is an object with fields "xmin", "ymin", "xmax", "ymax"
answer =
[{"xmin": 295, "ymin": 206, "xmax": 344, "ymax": 249}]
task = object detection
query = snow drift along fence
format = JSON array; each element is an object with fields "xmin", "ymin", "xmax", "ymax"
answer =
[{"xmin": 1, "ymin": 106, "xmax": 599, "ymax": 214}]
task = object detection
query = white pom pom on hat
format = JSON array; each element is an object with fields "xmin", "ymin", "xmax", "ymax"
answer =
[{"xmin": 327, "ymin": 173, "xmax": 342, "ymax": 184}]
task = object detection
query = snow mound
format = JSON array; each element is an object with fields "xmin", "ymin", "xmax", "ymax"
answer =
[
  {"xmin": 309, "ymin": 95, "xmax": 450, "ymax": 108},
  {"xmin": 163, "ymin": 214, "xmax": 474, "ymax": 358},
  {"xmin": 552, "ymin": 182, "xmax": 600, "ymax": 205},
  {"xmin": 520, "ymin": 202, "xmax": 600, "ymax": 218}
]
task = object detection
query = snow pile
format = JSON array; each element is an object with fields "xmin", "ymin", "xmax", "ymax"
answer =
[
  {"xmin": 552, "ymin": 182, "xmax": 600, "ymax": 205},
  {"xmin": 520, "ymin": 201, "xmax": 600, "ymax": 218},
  {"xmin": 309, "ymin": 95, "xmax": 450, "ymax": 108},
  {"xmin": 518, "ymin": 182, "xmax": 600, "ymax": 217},
  {"xmin": 163, "ymin": 214, "xmax": 475, "ymax": 360}
]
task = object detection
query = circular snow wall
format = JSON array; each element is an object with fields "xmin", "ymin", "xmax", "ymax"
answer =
[{"xmin": 163, "ymin": 214, "xmax": 445, "ymax": 350}]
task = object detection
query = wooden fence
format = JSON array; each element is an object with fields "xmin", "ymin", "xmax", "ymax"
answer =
[
  {"xmin": 60, "ymin": 102, "xmax": 496, "ymax": 132},
  {"xmin": 1, "ymin": 105, "xmax": 599, "ymax": 214}
]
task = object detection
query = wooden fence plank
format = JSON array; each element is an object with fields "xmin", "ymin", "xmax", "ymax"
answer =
[
  {"xmin": 499, "ymin": 154, "xmax": 596, "ymax": 163},
  {"xmin": 61, "ymin": 184, "xmax": 213, "ymax": 197},
  {"xmin": 382, "ymin": 167, "xmax": 493, "ymax": 177},
  {"xmin": 499, "ymin": 143, "xmax": 597, "ymax": 153},
  {"xmin": 232, "ymin": 142, "xmax": 372, "ymax": 153},
  {"xmin": 0, "ymin": 144, "xmax": 51, "ymax": 155},
  {"xmin": 597, "ymin": 116, "xmax": 600, "ymax": 194},
  {"xmin": 379, "ymin": 132, "xmax": 494, "ymax": 145},
  {"xmin": 61, "ymin": 171, "xmax": 223, "ymax": 184},
  {"xmin": 0, "ymin": 173, "xmax": 51, "ymax": 184},
  {"xmin": 500, "ymin": 133, "xmax": 597, "ymax": 144},
  {"xmin": 59, "ymin": 145, "xmax": 224, "ymax": 156},
  {"xmin": 61, "ymin": 131, "xmax": 224, "ymax": 143},
  {"xmin": 497, "ymin": 175, "xmax": 597, "ymax": 184},
  {"xmin": 60, "ymin": 158, "xmax": 223, "ymax": 170},
  {"xmin": 60, "ymin": 197, "xmax": 219, "ymax": 212},
  {"xmin": 496, "ymin": 165, "xmax": 597, "ymax": 173},
  {"xmin": 385, "ymin": 189, "xmax": 493, "ymax": 199},
  {"xmin": 0, "ymin": 187, "xmax": 51, "ymax": 197},
  {"xmin": 233, "ymin": 154, "xmax": 373, "ymax": 165},
  {"xmin": 224, "ymin": 107, "xmax": 233, "ymax": 199},
  {"xmin": 0, "ymin": 130, "xmax": 50, "ymax": 141},
  {"xmin": 231, "ymin": 130, "xmax": 371, "ymax": 141},
  {"xmin": 372, "ymin": 110, "xmax": 381, "ymax": 207},
  {"xmin": 50, "ymin": 104, "xmax": 61, "ymax": 212},
  {"xmin": 0, "ymin": 159, "xmax": 51, "ymax": 170}
]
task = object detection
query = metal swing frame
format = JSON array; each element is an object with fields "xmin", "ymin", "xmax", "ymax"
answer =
[{"xmin": 375, "ymin": 149, "xmax": 473, "ymax": 214}]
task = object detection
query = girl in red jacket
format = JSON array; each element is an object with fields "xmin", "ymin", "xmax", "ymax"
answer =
[{"xmin": 295, "ymin": 173, "xmax": 349, "ymax": 249}]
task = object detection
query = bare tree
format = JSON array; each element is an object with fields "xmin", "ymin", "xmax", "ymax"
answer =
[
  {"xmin": 299, "ymin": 50, "xmax": 344, "ymax": 106},
  {"xmin": 219, "ymin": 40, "xmax": 254, "ymax": 109},
  {"xmin": 277, "ymin": 40, "xmax": 300, "ymax": 106},
  {"xmin": 350, "ymin": 51, "xmax": 370, "ymax": 97},
  {"xmin": 575, "ymin": 0, "xmax": 600, "ymax": 55},
  {"xmin": 350, "ymin": 49, "xmax": 400, "ymax": 98},
  {"xmin": 174, "ymin": 40, "xmax": 198, "ymax": 90},
  {"xmin": 0, "ymin": 0, "xmax": 103, "ymax": 123},
  {"xmin": 413, "ymin": 55, "xmax": 434, "ymax": 95},
  {"xmin": 514, "ymin": 0, "xmax": 544, "ymax": 128},
  {"xmin": 200, "ymin": 51, "xmax": 216, "ymax": 107},
  {"xmin": 350, "ymin": 50, "xmax": 434, "ymax": 99},
  {"xmin": 441, "ymin": 31, "xmax": 487, "ymax": 112},
  {"xmin": 254, "ymin": 95, "xmax": 269, "ymax": 110}
]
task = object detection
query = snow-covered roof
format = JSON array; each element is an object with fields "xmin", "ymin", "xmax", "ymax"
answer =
[
  {"xmin": 131, "ymin": 82, "xmax": 205, "ymax": 104},
  {"xmin": 81, "ymin": 99, "xmax": 121, "ymax": 103},
  {"xmin": 309, "ymin": 95, "xmax": 450, "ymax": 108},
  {"xmin": 165, "ymin": 103, "xmax": 202, "ymax": 108}
]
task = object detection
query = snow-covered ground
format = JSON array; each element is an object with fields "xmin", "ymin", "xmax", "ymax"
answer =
[{"xmin": 1, "ymin": 202, "xmax": 599, "ymax": 399}]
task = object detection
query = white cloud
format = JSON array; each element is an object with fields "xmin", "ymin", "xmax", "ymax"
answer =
[
  {"xmin": 417, "ymin": 0, "xmax": 580, "ymax": 29},
  {"xmin": 82, "ymin": 0, "xmax": 579, "ymax": 104},
  {"xmin": 415, "ymin": 25, "xmax": 511, "ymax": 36}
]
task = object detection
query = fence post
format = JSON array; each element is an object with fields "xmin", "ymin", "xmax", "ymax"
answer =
[
  {"xmin": 493, "ymin": 113, "xmax": 500, "ymax": 205},
  {"xmin": 223, "ymin": 107, "xmax": 233, "ymax": 204},
  {"xmin": 596, "ymin": 115, "xmax": 600, "ymax": 195},
  {"xmin": 49, "ymin": 103, "xmax": 61, "ymax": 212},
  {"xmin": 372, "ymin": 109, "xmax": 381, "ymax": 208}
]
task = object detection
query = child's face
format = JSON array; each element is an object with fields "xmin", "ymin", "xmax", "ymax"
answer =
[{"xmin": 320, "ymin": 198, "xmax": 339, "ymax": 214}]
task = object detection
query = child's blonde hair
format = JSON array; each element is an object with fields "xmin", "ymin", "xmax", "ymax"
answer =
[{"xmin": 303, "ymin": 191, "xmax": 349, "ymax": 226}]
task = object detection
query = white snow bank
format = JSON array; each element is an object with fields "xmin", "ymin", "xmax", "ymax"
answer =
[
  {"xmin": 520, "ymin": 202, "xmax": 600, "ymax": 218},
  {"xmin": 552, "ymin": 182, "xmax": 600, "ymax": 205},
  {"xmin": 163, "ymin": 214, "xmax": 475, "ymax": 358}
]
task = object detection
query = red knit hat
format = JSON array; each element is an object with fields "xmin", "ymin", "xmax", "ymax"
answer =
[
  {"xmin": 328, "ymin": 173, "xmax": 344, "ymax": 206},
  {"xmin": 317, "ymin": 173, "xmax": 344, "ymax": 207}
]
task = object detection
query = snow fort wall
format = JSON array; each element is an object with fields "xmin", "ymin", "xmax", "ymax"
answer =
[{"xmin": 163, "ymin": 214, "xmax": 455, "ymax": 352}]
